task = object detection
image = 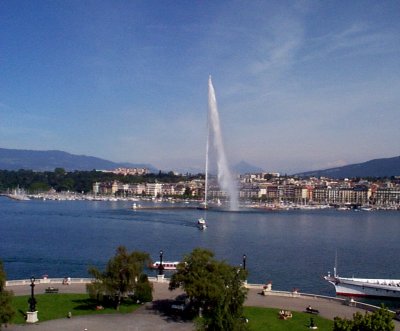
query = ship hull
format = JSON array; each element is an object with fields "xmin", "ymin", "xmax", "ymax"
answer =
[{"xmin": 325, "ymin": 276, "xmax": 400, "ymax": 299}]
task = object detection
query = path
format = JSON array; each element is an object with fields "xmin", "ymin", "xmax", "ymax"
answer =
[{"xmin": 5, "ymin": 281, "xmax": 400, "ymax": 330}]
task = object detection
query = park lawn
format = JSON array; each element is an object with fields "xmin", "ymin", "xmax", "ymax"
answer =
[
  {"xmin": 12, "ymin": 295, "xmax": 335, "ymax": 331},
  {"xmin": 12, "ymin": 294, "xmax": 140, "ymax": 324},
  {"xmin": 244, "ymin": 307, "xmax": 334, "ymax": 331}
]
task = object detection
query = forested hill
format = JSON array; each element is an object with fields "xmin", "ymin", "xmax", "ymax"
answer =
[
  {"xmin": 295, "ymin": 156, "xmax": 400, "ymax": 178},
  {"xmin": 0, "ymin": 148, "xmax": 156, "ymax": 172}
]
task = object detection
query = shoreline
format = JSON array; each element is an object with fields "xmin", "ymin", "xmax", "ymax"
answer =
[
  {"xmin": 2, "ymin": 193, "xmax": 399, "ymax": 211},
  {"xmin": 6, "ymin": 277, "xmax": 400, "ymax": 331}
]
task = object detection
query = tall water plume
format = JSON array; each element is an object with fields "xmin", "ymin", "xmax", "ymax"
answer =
[{"xmin": 207, "ymin": 76, "xmax": 239, "ymax": 211}]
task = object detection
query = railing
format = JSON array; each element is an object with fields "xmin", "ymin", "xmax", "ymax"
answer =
[{"xmin": 6, "ymin": 278, "xmax": 94, "ymax": 286}]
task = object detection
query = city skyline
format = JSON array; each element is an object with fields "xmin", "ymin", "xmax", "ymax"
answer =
[{"xmin": 1, "ymin": 1, "xmax": 400, "ymax": 174}]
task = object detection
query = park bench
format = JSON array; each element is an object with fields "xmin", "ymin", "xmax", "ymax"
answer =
[
  {"xmin": 45, "ymin": 287, "xmax": 59, "ymax": 294},
  {"xmin": 305, "ymin": 306, "xmax": 319, "ymax": 315}
]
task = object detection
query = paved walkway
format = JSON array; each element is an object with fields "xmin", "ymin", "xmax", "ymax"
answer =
[{"xmin": 5, "ymin": 281, "xmax": 400, "ymax": 330}]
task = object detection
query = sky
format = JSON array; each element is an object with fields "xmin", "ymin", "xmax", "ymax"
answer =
[{"xmin": 1, "ymin": 1, "xmax": 400, "ymax": 174}]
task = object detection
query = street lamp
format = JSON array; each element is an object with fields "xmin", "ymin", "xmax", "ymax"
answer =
[
  {"xmin": 242, "ymin": 254, "xmax": 247, "ymax": 271},
  {"xmin": 29, "ymin": 276, "xmax": 36, "ymax": 312},
  {"xmin": 158, "ymin": 250, "xmax": 164, "ymax": 275}
]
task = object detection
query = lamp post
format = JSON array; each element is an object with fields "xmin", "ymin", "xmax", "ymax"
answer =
[
  {"xmin": 29, "ymin": 276, "xmax": 36, "ymax": 312},
  {"xmin": 26, "ymin": 276, "xmax": 38, "ymax": 323},
  {"xmin": 242, "ymin": 254, "xmax": 247, "ymax": 271},
  {"xmin": 158, "ymin": 250, "xmax": 164, "ymax": 276}
]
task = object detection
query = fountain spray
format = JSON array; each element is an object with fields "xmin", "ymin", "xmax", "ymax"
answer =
[{"xmin": 207, "ymin": 75, "xmax": 239, "ymax": 211}]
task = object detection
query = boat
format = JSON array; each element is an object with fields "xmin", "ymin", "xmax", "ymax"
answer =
[
  {"xmin": 132, "ymin": 203, "xmax": 141, "ymax": 210},
  {"xmin": 197, "ymin": 217, "xmax": 207, "ymax": 230},
  {"xmin": 150, "ymin": 261, "xmax": 180, "ymax": 270},
  {"xmin": 361, "ymin": 205, "xmax": 373, "ymax": 211},
  {"xmin": 324, "ymin": 267, "xmax": 400, "ymax": 299},
  {"xmin": 195, "ymin": 105, "xmax": 210, "ymax": 226},
  {"xmin": 6, "ymin": 187, "xmax": 30, "ymax": 201}
]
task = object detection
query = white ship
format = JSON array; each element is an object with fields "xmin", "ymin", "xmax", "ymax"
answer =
[
  {"xmin": 324, "ymin": 269, "xmax": 400, "ymax": 299},
  {"xmin": 150, "ymin": 261, "xmax": 180, "ymax": 270}
]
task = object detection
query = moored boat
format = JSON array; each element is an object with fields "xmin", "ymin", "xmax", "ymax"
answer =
[
  {"xmin": 324, "ymin": 271, "xmax": 400, "ymax": 299},
  {"xmin": 150, "ymin": 261, "xmax": 180, "ymax": 270}
]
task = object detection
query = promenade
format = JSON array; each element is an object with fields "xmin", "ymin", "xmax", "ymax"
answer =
[{"xmin": 5, "ymin": 280, "xmax": 400, "ymax": 331}]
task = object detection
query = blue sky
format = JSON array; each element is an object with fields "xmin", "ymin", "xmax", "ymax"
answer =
[{"xmin": 1, "ymin": 1, "xmax": 399, "ymax": 174}]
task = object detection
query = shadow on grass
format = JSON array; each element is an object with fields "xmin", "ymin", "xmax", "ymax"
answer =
[
  {"xmin": 18, "ymin": 309, "xmax": 27, "ymax": 320},
  {"xmin": 151, "ymin": 299, "xmax": 195, "ymax": 323},
  {"xmin": 71, "ymin": 298, "xmax": 139, "ymax": 312},
  {"xmin": 71, "ymin": 298, "xmax": 98, "ymax": 311}
]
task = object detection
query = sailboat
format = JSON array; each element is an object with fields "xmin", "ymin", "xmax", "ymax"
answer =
[
  {"xmin": 197, "ymin": 166, "xmax": 208, "ymax": 229},
  {"xmin": 196, "ymin": 78, "xmax": 212, "ymax": 230}
]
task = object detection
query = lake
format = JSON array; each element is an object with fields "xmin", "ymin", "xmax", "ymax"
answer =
[{"xmin": 1, "ymin": 196, "xmax": 399, "ymax": 300}]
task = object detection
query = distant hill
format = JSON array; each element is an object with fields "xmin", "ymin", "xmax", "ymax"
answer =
[
  {"xmin": 232, "ymin": 160, "xmax": 263, "ymax": 174},
  {"xmin": 295, "ymin": 156, "xmax": 400, "ymax": 178},
  {"xmin": 0, "ymin": 148, "xmax": 157, "ymax": 172}
]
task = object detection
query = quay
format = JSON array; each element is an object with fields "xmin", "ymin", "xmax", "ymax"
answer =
[
  {"xmin": 5, "ymin": 277, "xmax": 400, "ymax": 331},
  {"xmin": 132, "ymin": 205, "xmax": 199, "ymax": 211}
]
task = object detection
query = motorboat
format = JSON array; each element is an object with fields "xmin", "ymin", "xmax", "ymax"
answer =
[{"xmin": 197, "ymin": 217, "xmax": 207, "ymax": 230}]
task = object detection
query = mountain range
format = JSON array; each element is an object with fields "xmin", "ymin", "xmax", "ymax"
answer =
[
  {"xmin": 0, "ymin": 148, "xmax": 399, "ymax": 178},
  {"xmin": 295, "ymin": 156, "xmax": 400, "ymax": 178},
  {"xmin": 0, "ymin": 148, "xmax": 156, "ymax": 172}
]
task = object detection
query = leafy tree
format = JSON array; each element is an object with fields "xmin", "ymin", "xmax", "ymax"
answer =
[
  {"xmin": 0, "ymin": 169, "xmax": 197, "ymax": 193},
  {"xmin": 169, "ymin": 248, "xmax": 248, "ymax": 331},
  {"xmin": 54, "ymin": 168, "xmax": 66, "ymax": 176},
  {"xmin": 133, "ymin": 274, "xmax": 153, "ymax": 303},
  {"xmin": 333, "ymin": 306, "xmax": 394, "ymax": 331},
  {"xmin": 29, "ymin": 181, "xmax": 50, "ymax": 193},
  {"xmin": 0, "ymin": 260, "xmax": 15, "ymax": 329},
  {"xmin": 87, "ymin": 246, "xmax": 152, "ymax": 310}
]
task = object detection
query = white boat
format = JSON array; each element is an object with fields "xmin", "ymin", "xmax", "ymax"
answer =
[
  {"xmin": 195, "ymin": 110, "xmax": 209, "ymax": 228},
  {"xmin": 132, "ymin": 203, "xmax": 141, "ymax": 210},
  {"xmin": 361, "ymin": 206, "xmax": 373, "ymax": 211},
  {"xmin": 150, "ymin": 261, "xmax": 180, "ymax": 270},
  {"xmin": 324, "ymin": 268, "xmax": 400, "ymax": 299},
  {"xmin": 7, "ymin": 187, "xmax": 30, "ymax": 201},
  {"xmin": 197, "ymin": 217, "xmax": 207, "ymax": 230}
]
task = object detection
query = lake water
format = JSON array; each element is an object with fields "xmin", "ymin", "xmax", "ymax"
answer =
[{"xmin": 1, "ymin": 196, "xmax": 399, "ymax": 300}]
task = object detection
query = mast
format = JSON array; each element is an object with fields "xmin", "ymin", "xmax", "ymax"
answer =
[
  {"xmin": 334, "ymin": 250, "xmax": 338, "ymax": 278},
  {"xmin": 204, "ymin": 134, "xmax": 209, "ymax": 208},
  {"xmin": 204, "ymin": 77, "xmax": 210, "ymax": 209}
]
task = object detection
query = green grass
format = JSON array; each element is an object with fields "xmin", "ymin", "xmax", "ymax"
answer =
[
  {"xmin": 12, "ymin": 295, "xmax": 334, "ymax": 331},
  {"xmin": 12, "ymin": 294, "xmax": 140, "ymax": 324},
  {"xmin": 244, "ymin": 307, "xmax": 334, "ymax": 331}
]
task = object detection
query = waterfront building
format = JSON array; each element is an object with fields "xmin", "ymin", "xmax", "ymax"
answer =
[
  {"xmin": 312, "ymin": 186, "xmax": 328, "ymax": 204},
  {"xmin": 111, "ymin": 167, "xmax": 149, "ymax": 176},
  {"xmin": 239, "ymin": 184, "xmax": 260, "ymax": 199},
  {"xmin": 145, "ymin": 183, "xmax": 163, "ymax": 197},
  {"xmin": 374, "ymin": 187, "xmax": 400, "ymax": 207},
  {"xmin": 88, "ymin": 172, "xmax": 399, "ymax": 208}
]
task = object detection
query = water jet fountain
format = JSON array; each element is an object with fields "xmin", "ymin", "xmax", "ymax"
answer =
[{"xmin": 205, "ymin": 76, "xmax": 239, "ymax": 211}]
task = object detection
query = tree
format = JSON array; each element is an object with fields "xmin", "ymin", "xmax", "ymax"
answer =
[
  {"xmin": 333, "ymin": 306, "xmax": 395, "ymax": 331},
  {"xmin": 87, "ymin": 246, "xmax": 152, "ymax": 310},
  {"xmin": 133, "ymin": 274, "xmax": 153, "ymax": 303},
  {"xmin": 169, "ymin": 248, "xmax": 248, "ymax": 331},
  {"xmin": 0, "ymin": 260, "xmax": 15, "ymax": 329}
]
